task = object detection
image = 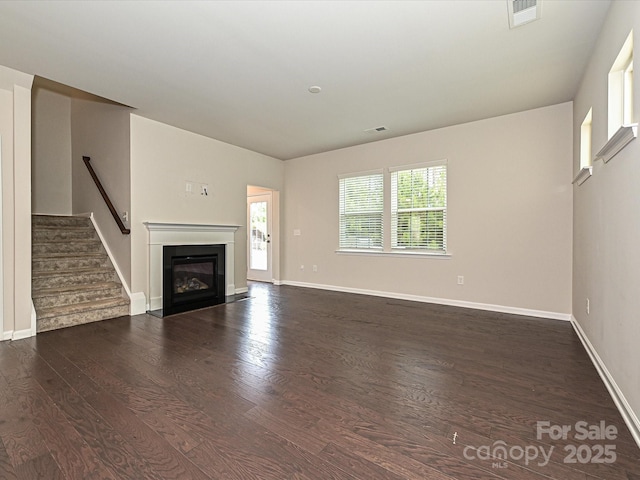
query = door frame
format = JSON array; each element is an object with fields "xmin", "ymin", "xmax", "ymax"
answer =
[{"xmin": 247, "ymin": 186, "xmax": 280, "ymax": 284}]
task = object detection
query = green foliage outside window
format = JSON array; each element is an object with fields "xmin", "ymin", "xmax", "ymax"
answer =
[{"xmin": 393, "ymin": 165, "xmax": 446, "ymax": 251}]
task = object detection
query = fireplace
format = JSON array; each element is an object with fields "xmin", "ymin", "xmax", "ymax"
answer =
[
  {"xmin": 162, "ymin": 244, "xmax": 226, "ymax": 315},
  {"xmin": 144, "ymin": 222, "xmax": 240, "ymax": 313}
]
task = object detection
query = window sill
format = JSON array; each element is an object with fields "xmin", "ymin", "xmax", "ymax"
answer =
[
  {"xmin": 335, "ymin": 249, "xmax": 451, "ymax": 259},
  {"xmin": 572, "ymin": 166, "xmax": 593, "ymax": 186},
  {"xmin": 595, "ymin": 124, "xmax": 637, "ymax": 163}
]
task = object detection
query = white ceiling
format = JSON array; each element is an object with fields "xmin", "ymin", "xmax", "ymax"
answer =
[{"xmin": 0, "ymin": 0, "xmax": 611, "ymax": 160}]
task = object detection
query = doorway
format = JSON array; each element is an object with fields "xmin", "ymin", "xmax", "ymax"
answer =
[{"xmin": 247, "ymin": 188, "xmax": 274, "ymax": 282}]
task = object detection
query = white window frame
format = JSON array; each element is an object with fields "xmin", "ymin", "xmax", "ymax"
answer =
[
  {"xmin": 623, "ymin": 57, "xmax": 634, "ymax": 126},
  {"xmin": 390, "ymin": 160, "xmax": 447, "ymax": 253},
  {"xmin": 608, "ymin": 31, "xmax": 634, "ymax": 138},
  {"xmin": 338, "ymin": 170, "xmax": 384, "ymax": 251},
  {"xmin": 574, "ymin": 107, "xmax": 594, "ymax": 184},
  {"xmin": 580, "ymin": 108, "xmax": 593, "ymax": 169}
]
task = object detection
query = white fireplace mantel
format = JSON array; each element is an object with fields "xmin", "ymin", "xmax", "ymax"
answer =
[
  {"xmin": 144, "ymin": 222, "xmax": 241, "ymax": 311},
  {"xmin": 145, "ymin": 222, "xmax": 240, "ymax": 234}
]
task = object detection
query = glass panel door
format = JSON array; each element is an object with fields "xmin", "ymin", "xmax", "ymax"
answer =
[{"xmin": 248, "ymin": 193, "xmax": 272, "ymax": 281}]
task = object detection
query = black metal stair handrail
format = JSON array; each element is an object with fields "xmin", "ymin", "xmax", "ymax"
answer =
[{"xmin": 82, "ymin": 156, "xmax": 130, "ymax": 235}]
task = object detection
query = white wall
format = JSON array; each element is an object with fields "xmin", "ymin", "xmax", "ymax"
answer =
[
  {"xmin": 572, "ymin": 0, "xmax": 640, "ymax": 439},
  {"xmin": 283, "ymin": 103, "xmax": 573, "ymax": 318},
  {"xmin": 71, "ymin": 96, "xmax": 132, "ymax": 288},
  {"xmin": 32, "ymin": 87, "xmax": 72, "ymax": 214},
  {"xmin": 0, "ymin": 65, "xmax": 34, "ymax": 339},
  {"xmin": 129, "ymin": 115, "xmax": 284, "ymax": 305}
]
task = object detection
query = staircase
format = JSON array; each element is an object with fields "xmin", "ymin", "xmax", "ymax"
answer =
[{"xmin": 32, "ymin": 215, "xmax": 130, "ymax": 332}]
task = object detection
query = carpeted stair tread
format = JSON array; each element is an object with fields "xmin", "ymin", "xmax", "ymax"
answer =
[
  {"xmin": 32, "ymin": 252, "xmax": 106, "ymax": 259},
  {"xmin": 32, "ymin": 214, "xmax": 130, "ymax": 332},
  {"xmin": 33, "ymin": 257, "xmax": 114, "ymax": 274},
  {"xmin": 36, "ymin": 301, "xmax": 130, "ymax": 332},
  {"xmin": 33, "ymin": 272, "xmax": 116, "ymax": 290},
  {"xmin": 32, "ymin": 266, "xmax": 114, "ymax": 278},
  {"xmin": 33, "ymin": 282, "xmax": 124, "ymax": 310},
  {"xmin": 32, "ymin": 226, "xmax": 95, "ymax": 233},
  {"xmin": 33, "ymin": 238, "xmax": 101, "ymax": 245},
  {"xmin": 33, "ymin": 226, "xmax": 95, "ymax": 233},
  {"xmin": 32, "ymin": 224, "xmax": 94, "ymax": 232},
  {"xmin": 32, "ymin": 281, "xmax": 122, "ymax": 298},
  {"xmin": 37, "ymin": 305, "xmax": 130, "ymax": 332},
  {"xmin": 32, "ymin": 215, "xmax": 92, "ymax": 225},
  {"xmin": 33, "ymin": 242, "xmax": 105, "ymax": 255},
  {"xmin": 33, "ymin": 229, "xmax": 99, "ymax": 241},
  {"xmin": 37, "ymin": 297, "xmax": 129, "ymax": 319}
]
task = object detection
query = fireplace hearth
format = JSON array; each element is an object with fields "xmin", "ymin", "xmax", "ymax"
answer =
[{"xmin": 162, "ymin": 244, "xmax": 226, "ymax": 315}]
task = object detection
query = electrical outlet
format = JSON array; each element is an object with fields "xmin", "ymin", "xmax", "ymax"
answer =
[
  {"xmin": 457, "ymin": 275, "xmax": 464, "ymax": 285},
  {"xmin": 122, "ymin": 211, "xmax": 129, "ymax": 222},
  {"xmin": 300, "ymin": 265, "xmax": 304, "ymax": 270},
  {"xmin": 186, "ymin": 182, "xmax": 193, "ymax": 193},
  {"xmin": 586, "ymin": 298, "xmax": 590, "ymax": 315},
  {"xmin": 313, "ymin": 265, "xmax": 318, "ymax": 272}
]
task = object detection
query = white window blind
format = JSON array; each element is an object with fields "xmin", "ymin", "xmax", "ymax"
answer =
[
  {"xmin": 339, "ymin": 172, "xmax": 383, "ymax": 249},
  {"xmin": 391, "ymin": 162, "xmax": 447, "ymax": 252}
]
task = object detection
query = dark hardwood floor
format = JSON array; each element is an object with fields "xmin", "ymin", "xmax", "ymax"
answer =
[{"xmin": 0, "ymin": 283, "xmax": 638, "ymax": 479}]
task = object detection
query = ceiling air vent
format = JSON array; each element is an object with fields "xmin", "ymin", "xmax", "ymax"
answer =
[
  {"xmin": 508, "ymin": 0, "xmax": 541, "ymax": 29},
  {"xmin": 364, "ymin": 126, "xmax": 388, "ymax": 134}
]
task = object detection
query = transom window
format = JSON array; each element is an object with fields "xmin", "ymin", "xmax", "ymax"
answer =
[
  {"xmin": 580, "ymin": 108, "xmax": 593, "ymax": 169},
  {"xmin": 608, "ymin": 30, "xmax": 634, "ymax": 137}
]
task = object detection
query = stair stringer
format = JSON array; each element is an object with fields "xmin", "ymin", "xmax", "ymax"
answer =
[{"xmin": 83, "ymin": 212, "xmax": 146, "ymax": 315}]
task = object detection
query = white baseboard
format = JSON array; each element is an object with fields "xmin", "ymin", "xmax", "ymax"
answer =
[
  {"xmin": 570, "ymin": 316, "xmax": 640, "ymax": 449},
  {"xmin": 2, "ymin": 306, "xmax": 37, "ymax": 341},
  {"xmin": 12, "ymin": 327, "xmax": 35, "ymax": 341},
  {"xmin": 148, "ymin": 296, "xmax": 162, "ymax": 312},
  {"xmin": 30, "ymin": 301, "xmax": 36, "ymax": 337},
  {"xmin": 129, "ymin": 292, "xmax": 147, "ymax": 315},
  {"xmin": 235, "ymin": 287, "xmax": 249, "ymax": 294},
  {"xmin": 6, "ymin": 303, "xmax": 38, "ymax": 341},
  {"xmin": 280, "ymin": 280, "xmax": 571, "ymax": 321}
]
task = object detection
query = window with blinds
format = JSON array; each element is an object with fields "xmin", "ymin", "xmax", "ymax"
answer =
[
  {"xmin": 390, "ymin": 161, "xmax": 447, "ymax": 252},
  {"xmin": 338, "ymin": 171, "xmax": 383, "ymax": 249}
]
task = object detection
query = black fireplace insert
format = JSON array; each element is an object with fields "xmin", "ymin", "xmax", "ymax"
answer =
[{"xmin": 162, "ymin": 244, "xmax": 226, "ymax": 315}]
